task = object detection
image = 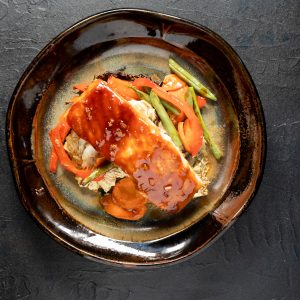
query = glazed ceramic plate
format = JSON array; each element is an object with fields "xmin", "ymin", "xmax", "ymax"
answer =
[{"xmin": 6, "ymin": 9, "xmax": 265, "ymax": 266}]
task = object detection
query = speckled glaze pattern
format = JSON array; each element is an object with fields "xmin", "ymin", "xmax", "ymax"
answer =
[{"xmin": 6, "ymin": 9, "xmax": 265, "ymax": 266}]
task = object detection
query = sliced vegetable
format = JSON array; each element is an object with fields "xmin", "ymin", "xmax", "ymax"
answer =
[
  {"xmin": 101, "ymin": 177, "xmax": 147, "ymax": 220},
  {"xmin": 169, "ymin": 58, "xmax": 217, "ymax": 101},
  {"xmin": 149, "ymin": 90, "xmax": 183, "ymax": 149},
  {"xmin": 160, "ymin": 99, "xmax": 180, "ymax": 116},
  {"xmin": 196, "ymin": 95, "xmax": 206, "ymax": 108},
  {"xmin": 167, "ymin": 86, "xmax": 188, "ymax": 102},
  {"xmin": 162, "ymin": 74, "xmax": 186, "ymax": 91},
  {"xmin": 191, "ymin": 87, "xmax": 223, "ymax": 160},
  {"xmin": 49, "ymin": 150, "xmax": 58, "ymax": 173},
  {"xmin": 82, "ymin": 163, "xmax": 114, "ymax": 185},
  {"xmin": 49, "ymin": 121, "xmax": 92, "ymax": 178},
  {"xmin": 186, "ymin": 88, "xmax": 206, "ymax": 108},
  {"xmin": 168, "ymin": 86, "xmax": 189, "ymax": 122},
  {"xmin": 133, "ymin": 78, "xmax": 195, "ymax": 121},
  {"xmin": 133, "ymin": 78, "xmax": 203, "ymax": 156},
  {"xmin": 178, "ymin": 119, "xmax": 199, "ymax": 156},
  {"xmin": 185, "ymin": 88, "xmax": 194, "ymax": 107},
  {"xmin": 178, "ymin": 122, "xmax": 189, "ymax": 153},
  {"xmin": 131, "ymin": 86, "xmax": 180, "ymax": 116},
  {"xmin": 111, "ymin": 177, "xmax": 146, "ymax": 210},
  {"xmin": 102, "ymin": 197, "xmax": 146, "ymax": 221},
  {"xmin": 130, "ymin": 86, "xmax": 151, "ymax": 103},
  {"xmin": 59, "ymin": 119, "xmax": 72, "ymax": 139},
  {"xmin": 73, "ymin": 83, "xmax": 88, "ymax": 92},
  {"xmin": 49, "ymin": 119, "xmax": 72, "ymax": 173},
  {"xmin": 107, "ymin": 76, "xmax": 139, "ymax": 100}
]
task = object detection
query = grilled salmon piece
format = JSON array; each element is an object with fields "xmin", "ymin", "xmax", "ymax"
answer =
[{"xmin": 67, "ymin": 80, "xmax": 202, "ymax": 212}]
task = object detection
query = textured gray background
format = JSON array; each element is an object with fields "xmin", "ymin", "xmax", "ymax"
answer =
[{"xmin": 1, "ymin": 0, "xmax": 300, "ymax": 299}]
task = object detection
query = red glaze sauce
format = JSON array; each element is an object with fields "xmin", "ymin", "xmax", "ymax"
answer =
[{"xmin": 67, "ymin": 80, "xmax": 201, "ymax": 212}]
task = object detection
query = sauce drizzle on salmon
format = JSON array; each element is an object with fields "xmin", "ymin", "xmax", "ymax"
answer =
[{"xmin": 67, "ymin": 80, "xmax": 202, "ymax": 212}]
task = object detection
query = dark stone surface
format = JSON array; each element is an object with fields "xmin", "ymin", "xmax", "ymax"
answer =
[{"xmin": 0, "ymin": 1, "xmax": 299, "ymax": 299}]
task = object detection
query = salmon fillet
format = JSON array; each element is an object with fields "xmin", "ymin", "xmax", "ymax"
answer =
[{"xmin": 67, "ymin": 80, "xmax": 202, "ymax": 212}]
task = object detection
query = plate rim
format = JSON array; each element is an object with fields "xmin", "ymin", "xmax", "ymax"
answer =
[{"xmin": 6, "ymin": 8, "xmax": 266, "ymax": 267}]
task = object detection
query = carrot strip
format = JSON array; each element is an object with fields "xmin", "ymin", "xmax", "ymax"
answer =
[
  {"xmin": 49, "ymin": 150, "xmax": 58, "ymax": 173},
  {"xmin": 196, "ymin": 96, "xmax": 206, "ymax": 108},
  {"xmin": 49, "ymin": 121, "xmax": 92, "ymax": 178},
  {"xmin": 133, "ymin": 78, "xmax": 203, "ymax": 156},
  {"xmin": 107, "ymin": 76, "xmax": 139, "ymax": 100},
  {"xmin": 73, "ymin": 83, "xmax": 88, "ymax": 92},
  {"xmin": 101, "ymin": 178, "xmax": 147, "ymax": 220},
  {"xmin": 162, "ymin": 74, "xmax": 187, "ymax": 91}
]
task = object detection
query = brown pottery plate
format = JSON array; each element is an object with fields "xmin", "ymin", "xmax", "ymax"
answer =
[{"xmin": 6, "ymin": 9, "xmax": 265, "ymax": 266}]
